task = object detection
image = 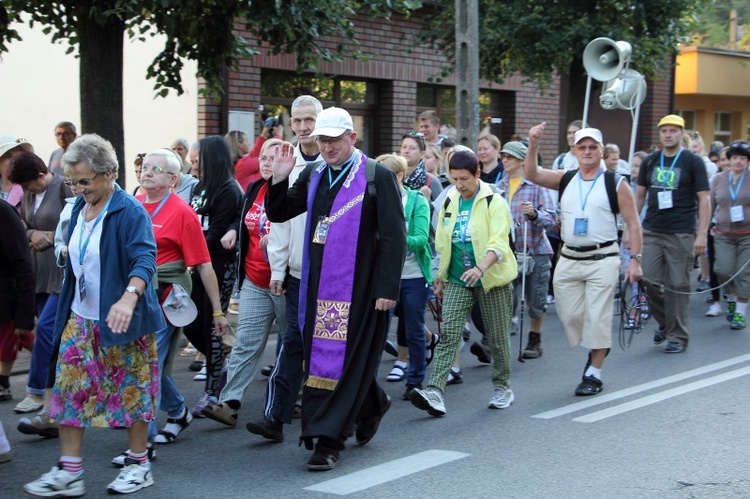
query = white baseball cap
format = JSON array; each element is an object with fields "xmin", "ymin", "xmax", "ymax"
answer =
[
  {"xmin": 162, "ymin": 283, "xmax": 197, "ymax": 327},
  {"xmin": 309, "ymin": 107, "xmax": 354, "ymax": 138},
  {"xmin": 574, "ymin": 128, "xmax": 603, "ymax": 145},
  {"xmin": 0, "ymin": 134, "xmax": 33, "ymax": 157}
]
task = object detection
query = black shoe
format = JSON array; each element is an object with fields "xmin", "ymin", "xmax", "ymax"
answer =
[
  {"xmin": 653, "ymin": 325, "xmax": 667, "ymax": 345},
  {"xmin": 664, "ymin": 341, "xmax": 686, "ymax": 354},
  {"xmin": 575, "ymin": 375, "xmax": 603, "ymax": 396},
  {"xmin": 470, "ymin": 341, "xmax": 492, "ymax": 364},
  {"xmin": 260, "ymin": 365, "xmax": 275, "ymax": 377},
  {"xmin": 384, "ymin": 340, "xmax": 398, "ymax": 358},
  {"xmin": 246, "ymin": 416, "xmax": 284, "ymax": 442},
  {"xmin": 402, "ymin": 383, "xmax": 422, "ymax": 401},
  {"xmin": 188, "ymin": 360, "xmax": 204, "ymax": 372},
  {"xmin": 307, "ymin": 451, "xmax": 339, "ymax": 471},
  {"xmin": 355, "ymin": 395, "xmax": 391, "ymax": 446}
]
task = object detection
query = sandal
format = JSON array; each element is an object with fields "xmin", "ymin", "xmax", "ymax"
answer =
[
  {"xmin": 386, "ymin": 363, "xmax": 407, "ymax": 382},
  {"xmin": 425, "ymin": 331, "xmax": 440, "ymax": 367},
  {"xmin": 154, "ymin": 409, "xmax": 193, "ymax": 444}
]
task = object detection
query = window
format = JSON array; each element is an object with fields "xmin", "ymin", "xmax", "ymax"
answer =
[
  {"xmin": 677, "ymin": 110, "xmax": 696, "ymax": 133},
  {"xmin": 714, "ymin": 111, "xmax": 732, "ymax": 144},
  {"xmin": 260, "ymin": 71, "xmax": 378, "ymax": 154},
  {"xmin": 416, "ymin": 84, "xmax": 514, "ymax": 143}
]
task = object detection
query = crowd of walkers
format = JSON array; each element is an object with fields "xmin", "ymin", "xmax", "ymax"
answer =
[{"xmin": 1, "ymin": 104, "xmax": 749, "ymax": 496}]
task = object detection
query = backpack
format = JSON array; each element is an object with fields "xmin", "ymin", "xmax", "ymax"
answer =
[
  {"xmin": 442, "ymin": 191, "xmax": 516, "ymax": 253},
  {"xmin": 558, "ymin": 169, "xmax": 621, "ymax": 218}
]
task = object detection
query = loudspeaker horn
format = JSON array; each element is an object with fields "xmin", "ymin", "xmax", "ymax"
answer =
[
  {"xmin": 583, "ymin": 37, "xmax": 632, "ymax": 82},
  {"xmin": 599, "ymin": 69, "xmax": 647, "ymax": 111}
]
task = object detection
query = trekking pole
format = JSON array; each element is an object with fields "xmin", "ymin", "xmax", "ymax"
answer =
[{"xmin": 518, "ymin": 219, "xmax": 528, "ymax": 363}]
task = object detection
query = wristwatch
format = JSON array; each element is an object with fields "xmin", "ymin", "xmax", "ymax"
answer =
[
  {"xmin": 125, "ymin": 285, "xmax": 142, "ymax": 298},
  {"xmin": 630, "ymin": 254, "xmax": 642, "ymax": 262}
]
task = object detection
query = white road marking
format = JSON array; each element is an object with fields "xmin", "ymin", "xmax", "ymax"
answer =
[
  {"xmin": 533, "ymin": 353, "xmax": 750, "ymax": 419},
  {"xmin": 573, "ymin": 365, "xmax": 750, "ymax": 423},
  {"xmin": 304, "ymin": 449, "xmax": 470, "ymax": 495}
]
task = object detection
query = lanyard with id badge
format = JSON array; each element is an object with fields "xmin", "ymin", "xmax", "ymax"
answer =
[
  {"xmin": 656, "ymin": 149, "xmax": 682, "ymax": 210},
  {"xmin": 78, "ymin": 195, "xmax": 113, "ymax": 301},
  {"xmin": 458, "ymin": 193, "xmax": 478, "ymax": 269},
  {"xmin": 574, "ymin": 170, "xmax": 602, "ymax": 236},
  {"xmin": 729, "ymin": 170, "xmax": 747, "ymax": 223},
  {"xmin": 313, "ymin": 158, "xmax": 357, "ymax": 245}
]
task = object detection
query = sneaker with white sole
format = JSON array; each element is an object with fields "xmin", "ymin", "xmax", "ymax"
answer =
[
  {"xmin": 488, "ymin": 388, "xmax": 515, "ymax": 409},
  {"xmin": 106, "ymin": 459, "xmax": 153, "ymax": 494},
  {"xmin": 706, "ymin": 302, "xmax": 723, "ymax": 317},
  {"xmin": 24, "ymin": 464, "xmax": 85, "ymax": 497},
  {"xmin": 193, "ymin": 366, "xmax": 207, "ymax": 381},
  {"xmin": 191, "ymin": 392, "xmax": 218, "ymax": 419},
  {"xmin": 14, "ymin": 395, "xmax": 44, "ymax": 414},
  {"xmin": 18, "ymin": 410, "xmax": 60, "ymax": 438},
  {"xmin": 409, "ymin": 386, "xmax": 446, "ymax": 417},
  {"xmin": 111, "ymin": 446, "xmax": 156, "ymax": 467}
]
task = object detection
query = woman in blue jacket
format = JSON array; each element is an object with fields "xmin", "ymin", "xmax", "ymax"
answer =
[{"xmin": 25, "ymin": 134, "xmax": 165, "ymax": 497}]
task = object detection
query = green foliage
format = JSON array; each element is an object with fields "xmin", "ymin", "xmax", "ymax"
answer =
[
  {"xmin": 691, "ymin": 0, "xmax": 750, "ymax": 49},
  {"xmin": 0, "ymin": 0, "xmax": 422, "ymax": 98},
  {"xmin": 419, "ymin": 0, "xmax": 709, "ymax": 87}
]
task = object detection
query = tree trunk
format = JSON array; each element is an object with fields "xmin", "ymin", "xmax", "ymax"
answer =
[{"xmin": 76, "ymin": 6, "xmax": 126, "ymax": 187}]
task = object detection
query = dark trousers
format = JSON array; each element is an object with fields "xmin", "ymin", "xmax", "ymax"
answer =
[{"xmin": 264, "ymin": 275, "xmax": 304, "ymax": 424}]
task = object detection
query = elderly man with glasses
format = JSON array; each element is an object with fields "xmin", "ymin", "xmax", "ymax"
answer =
[{"xmin": 265, "ymin": 107, "xmax": 406, "ymax": 471}]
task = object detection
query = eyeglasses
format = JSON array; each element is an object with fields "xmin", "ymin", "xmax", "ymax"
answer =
[
  {"xmin": 316, "ymin": 133, "xmax": 351, "ymax": 147},
  {"xmin": 259, "ymin": 156, "xmax": 274, "ymax": 163},
  {"xmin": 64, "ymin": 173, "xmax": 100, "ymax": 187},
  {"xmin": 140, "ymin": 164, "xmax": 173, "ymax": 174}
]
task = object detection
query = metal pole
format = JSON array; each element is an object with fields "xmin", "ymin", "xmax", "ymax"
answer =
[
  {"xmin": 582, "ymin": 74, "xmax": 592, "ymax": 128},
  {"xmin": 455, "ymin": 0, "xmax": 480, "ymax": 149},
  {"xmin": 627, "ymin": 81, "xmax": 643, "ymax": 171}
]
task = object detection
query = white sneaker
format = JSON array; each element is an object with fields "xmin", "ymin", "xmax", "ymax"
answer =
[
  {"xmin": 706, "ymin": 302, "xmax": 723, "ymax": 317},
  {"xmin": 0, "ymin": 422, "xmax": 11, "ymax": 463},
  {"xmin": 488, "ymin": 388, "xmax": 515, "ymax": 409},
  {"xmin": 14, "ymin": 395, "xmax": 44, "ymax": 414},
  {"xmin": 193, "ymin": 366, "xmax": 207, "ymax": 381},
  {"xmin": 24, "ymin": 465, "xmax": 85, "ymax": 497},
  {"xmin": 106, "ymin": 459, "xmax": 154, "ymax": 494}
]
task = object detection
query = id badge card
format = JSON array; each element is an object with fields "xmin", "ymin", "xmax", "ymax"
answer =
[
  {"xmin": 202, "ymin": 215, "xmax": 210, "ymax": 231},
  {"xmin": 657, "ymin": 190, "xmax": 673, "ymax": 210},
  {"xmin": 312, "ymin": 216, "xmax": 330, "ymax": 244},
  {"xmin": 78, "ymin": 271, "xmax": 87, "ymax": 301},
  {"xmin": 730, "ymin": 205, "xmax": 745, "ymax": 223},
  {"xmin": 574, "ymin": 217, "xmax": 589, "ymax": 236},
  {"xmin": 461, "ymin": 250, "xmax": 473, "ymax": 269}
]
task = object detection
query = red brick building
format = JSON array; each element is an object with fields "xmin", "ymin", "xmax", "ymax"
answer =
[{"xmin": 198, "ymin": 9, "xmax": 673, "ymax": 164}]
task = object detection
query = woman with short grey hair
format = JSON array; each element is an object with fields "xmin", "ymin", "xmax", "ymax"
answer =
[{"xmin": 24, "ymin": 134, "xmax": 165, "ymax": 496}]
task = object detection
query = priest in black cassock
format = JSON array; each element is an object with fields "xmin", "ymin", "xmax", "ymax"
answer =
[{"xmin": 265, "ymin": 107, "xmax": 406, "ymax": 471}]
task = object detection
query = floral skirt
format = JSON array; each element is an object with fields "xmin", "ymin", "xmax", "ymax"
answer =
[{"xmin": 49, "ymin": 313, "xmax": 159, "ymax": 428}]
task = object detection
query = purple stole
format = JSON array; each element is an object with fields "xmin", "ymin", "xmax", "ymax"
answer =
[{"xmin": 299, "ymin": 152, "xmax": 367, "ymax": 391}]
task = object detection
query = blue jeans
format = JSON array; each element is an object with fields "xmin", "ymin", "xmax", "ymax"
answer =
[
  {"xmin": 148, "ymin": 324, "xmax": 185, "ymax": 441},
  {"xmin": 397, "ymin": 277, "xmax": 429, "ymax": 386},
  {"xmin": 27, "ymin": 293, "xmax": 58, "ymax": 395}
]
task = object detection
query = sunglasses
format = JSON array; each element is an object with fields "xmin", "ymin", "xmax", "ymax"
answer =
[
  {"xmin": 64, "ymin": 173, "xmax": 100, "ymax": 187},
  {"xmin": 730, "ymin": 141, "xmax": 750, "ymax": 150}
]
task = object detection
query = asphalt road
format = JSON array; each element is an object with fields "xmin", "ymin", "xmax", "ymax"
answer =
[{"xmin": 2, "ymin": 275, "xmax": 750, "ymax": 498}]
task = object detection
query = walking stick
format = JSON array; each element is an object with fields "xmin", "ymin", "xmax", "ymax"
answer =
[{"xmin": 518, "ymin": 219, "xmax": 528, "ymax": 363}]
